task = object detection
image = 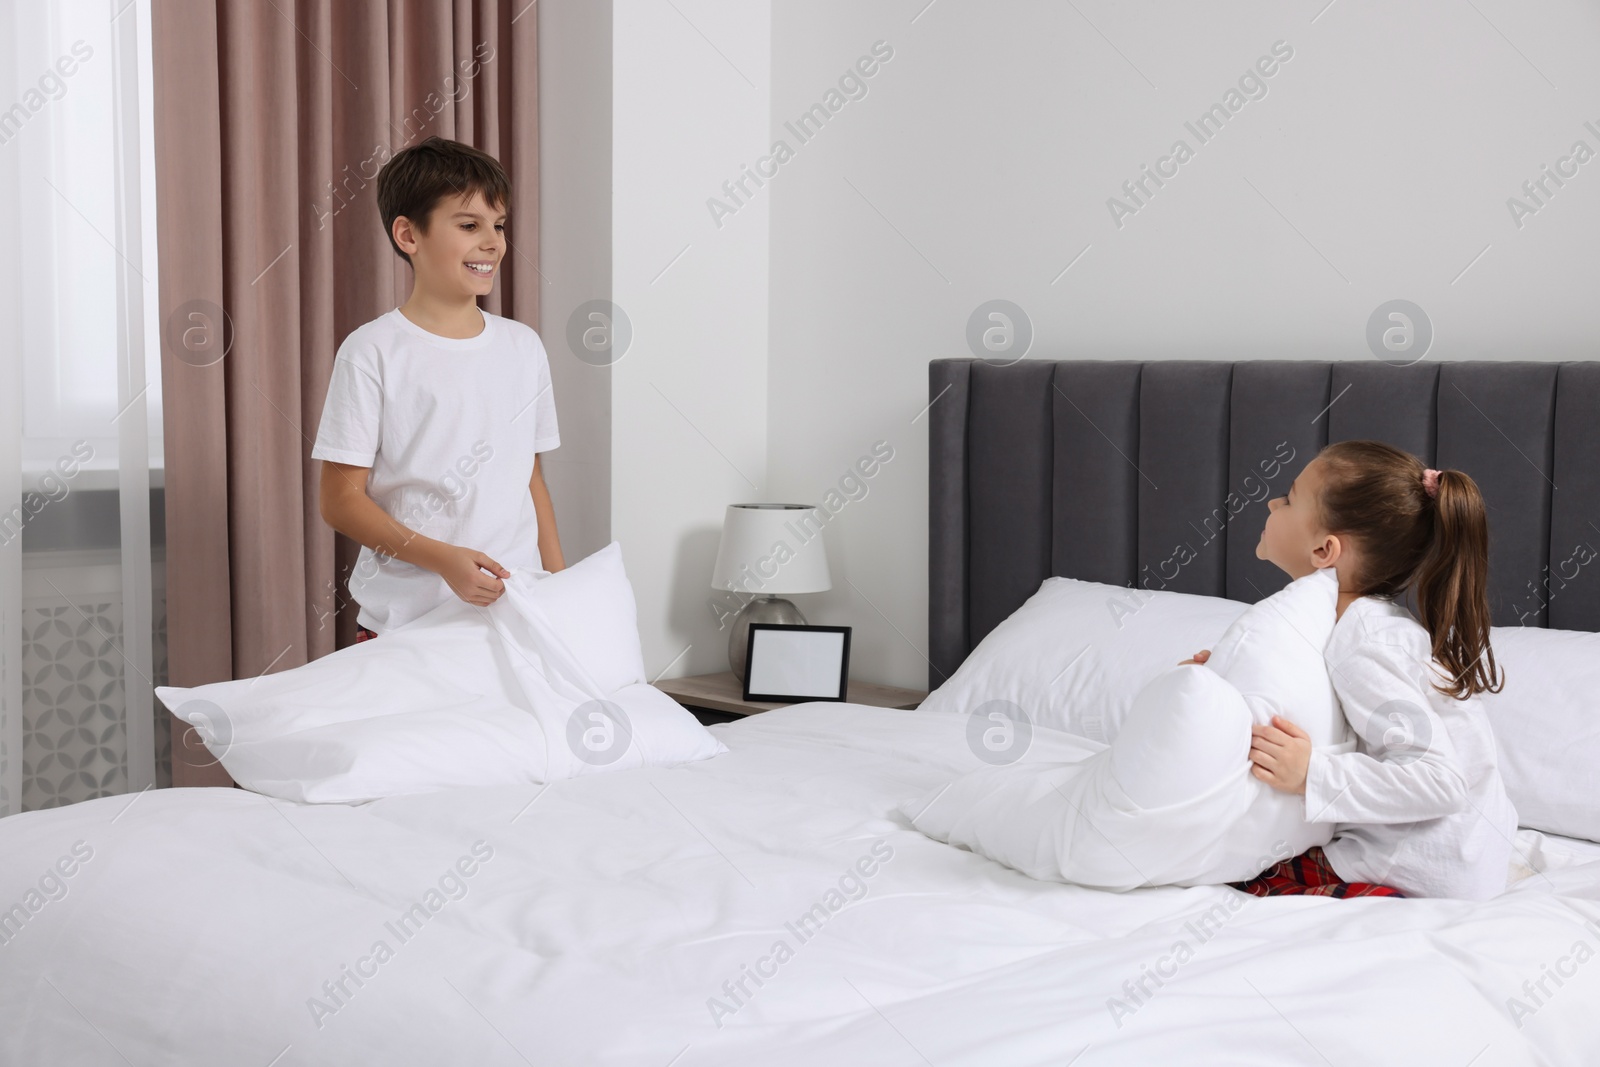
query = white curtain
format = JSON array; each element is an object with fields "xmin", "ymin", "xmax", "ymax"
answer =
[{"xmin": 0, "ymin": 0, "xmax": 165, "ymax": 816}]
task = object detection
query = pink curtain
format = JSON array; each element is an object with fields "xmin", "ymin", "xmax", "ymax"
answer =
[{"xmin": 152, "ymin": 0, "xmax": 538, "ymax": 786}]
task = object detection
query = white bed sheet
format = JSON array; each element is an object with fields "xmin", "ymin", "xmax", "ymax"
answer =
[{"xmin": 2, "ymin": 704, "xmax": 1598, "ymax": 1066}]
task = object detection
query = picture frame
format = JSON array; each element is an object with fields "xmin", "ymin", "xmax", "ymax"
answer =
[{"xmin": 742, "ymin": 624, "xmax": 852, "ymax": 703}]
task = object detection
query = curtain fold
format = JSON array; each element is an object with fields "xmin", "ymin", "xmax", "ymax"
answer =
[{"xmin": 153, "ymin": 0, "xmax": 538, "ymax": 787}]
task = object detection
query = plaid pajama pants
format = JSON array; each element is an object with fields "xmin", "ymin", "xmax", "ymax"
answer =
[{"xmin": 1229, "ymin": 845, "xmax": 1406, "ymax": 898}]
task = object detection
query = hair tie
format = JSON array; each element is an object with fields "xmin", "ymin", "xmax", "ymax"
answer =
[{"xmin": 1422, "ymin": 468, "xmax": 1442, "ymax": 499}]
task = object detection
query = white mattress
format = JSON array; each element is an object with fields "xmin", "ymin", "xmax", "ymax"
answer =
[{"xmin": 3, "ymin": 703, "xmax": 1598, "ymax": 1065}]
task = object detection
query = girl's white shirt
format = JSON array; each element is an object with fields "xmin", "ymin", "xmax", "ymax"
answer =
[{"xmin": 1305, "ymin": 593, "xmax": 1518, "ymax": 900}]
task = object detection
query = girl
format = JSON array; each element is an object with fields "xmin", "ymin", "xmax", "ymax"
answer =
[{"xmin": 1220, "ymin": 441, "xmax": 1518, "ymax": 900}]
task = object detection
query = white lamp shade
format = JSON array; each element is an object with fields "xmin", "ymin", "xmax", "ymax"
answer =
[{"xmin": 711, "ymin": 503, "xmax": 832, "ymax": 595}]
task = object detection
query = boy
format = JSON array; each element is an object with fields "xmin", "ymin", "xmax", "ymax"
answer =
[{"xmin": 312, "ymin": 135, "xmax": 564, "ymax": 641}]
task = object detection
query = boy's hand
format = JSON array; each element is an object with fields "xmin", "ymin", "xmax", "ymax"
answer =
[
  {"xmin": 1177, "ymin": 649, "xmax": 1211, "ymax": 666},
  {"xmin": 435, "ymin": 545, "xmax": 511, "ymax": 607},
  {"xmin": 1249, "ymin": 715, "xmax": 1311, "ymax": 794}
]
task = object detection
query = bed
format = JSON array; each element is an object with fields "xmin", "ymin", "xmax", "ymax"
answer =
[{"xmin": 3, "ymin": 358, "xmax": 1599, "ymax": 1065}]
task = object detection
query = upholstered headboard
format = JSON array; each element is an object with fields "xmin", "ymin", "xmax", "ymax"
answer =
[{"xmin": 927, "ymin": 359, "xmax": 1600, "ymax": 690}]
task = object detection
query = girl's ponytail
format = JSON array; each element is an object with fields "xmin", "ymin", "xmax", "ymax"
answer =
[
  {"xmin": 1410, "ymin": 470, "xmax": 1504, "ymax": 700},
  {"xmin": 1315, "ymin": 441, "xmax": 1504, "ymax": 700}
]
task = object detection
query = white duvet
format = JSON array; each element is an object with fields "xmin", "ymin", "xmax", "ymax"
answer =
[{"xmin": 3, "ymin": 704, "xmax": 1599, "ymax": 1066}]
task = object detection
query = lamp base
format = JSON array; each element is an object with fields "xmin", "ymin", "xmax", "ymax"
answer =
[{"xmin": 728, "ymin": 597, "xmax": 808, "ymax": 683}]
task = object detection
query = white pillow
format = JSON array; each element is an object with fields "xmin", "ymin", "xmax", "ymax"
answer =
[
  {"xmin": 906, "ymin": 567, "xmax": 1350, "ymax": 888},
  {"xmin": 156, "ymin": 541, "xmax": 726, "ymax": 802},
  {"xmin": 488, "ymin": 540, "xmax": 649, "ymax": 697},
  {"xmin": 920, "ymin": 577, "xmax": 1249, "ymax": 742},
  {"xmin": 1190, "ymin": 564, "xmax": 1350, "ymax": 879},
  {"xmin": 159, "ymin": 594, "xmax": 518, "ymax": 779},
  {"xmin": 195, "ymin": 695, "xmax": 546, "ymax": 804},
  {"xmin": 1481, "ymin": 625, "xmax": 1600, "ymax": 843}
]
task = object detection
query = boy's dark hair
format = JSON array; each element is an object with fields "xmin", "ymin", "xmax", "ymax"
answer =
[
  {"xmin": 1314, "ymin": 439, "xmax": 1504, "ymax": 700},
  {"xmin": 375, "ymin": 136, "xmax": 511, "ymax": 266}
]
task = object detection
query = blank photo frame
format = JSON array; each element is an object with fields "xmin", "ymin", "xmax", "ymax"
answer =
[{"xmin": 743, "ymin": 624, "xmax": 852, "ymax": 703}]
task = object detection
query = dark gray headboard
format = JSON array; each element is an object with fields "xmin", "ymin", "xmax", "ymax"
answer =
[{"xmin": 927, "ymin": 359, "xmax": 1600, "ymax": 690}]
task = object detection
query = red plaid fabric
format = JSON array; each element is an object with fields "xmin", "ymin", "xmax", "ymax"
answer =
[
  {"xmin": 1229, "ymin": 845, "xmax": 1405, "ymax": 899},
  {"xmin": 356, "ymin": 627, "xmax": 378, "ymax": 643}
]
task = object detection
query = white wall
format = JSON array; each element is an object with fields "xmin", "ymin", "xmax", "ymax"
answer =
[
  {"xmin": 767, "ymin": 0, "xmax": 1600, "ymax": 691},
  {"xmin": 542, "ymin": 0, "xmax": 775, "ymax": 684},
  {"xmin": 538, "ymin": 0, "xmax": 613, "ymax": 572},
  {"xmin": 547, "ymin": 0, "xmax": 1600, "ymax": 692},
  {"xmin": 611, "ymin": 0, "xmax": 774, "ymax": 680}
]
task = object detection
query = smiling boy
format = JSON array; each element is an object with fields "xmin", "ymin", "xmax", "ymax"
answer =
[{"xmin": 312, "ymin": 136, "xmax": 564, "ymax": 640}]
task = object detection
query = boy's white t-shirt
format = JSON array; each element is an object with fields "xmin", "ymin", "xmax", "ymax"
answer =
[{"xmin": 310, "ymin": 307, "xmax": 560, "ymax": 634}]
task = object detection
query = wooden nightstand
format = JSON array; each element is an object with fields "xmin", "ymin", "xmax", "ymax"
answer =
[{"xmin": 654, "ymin": 671, "xmax": 927, "ymax": 725}]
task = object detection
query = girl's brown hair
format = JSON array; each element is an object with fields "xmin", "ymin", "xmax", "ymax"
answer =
[
  {"xmin": 375, "ymin": 135, "xmax": 511, "ymax": 267},
  {"xmin": 1314, "ymin": 440, "xmax": 1503, "ymax": 700}
]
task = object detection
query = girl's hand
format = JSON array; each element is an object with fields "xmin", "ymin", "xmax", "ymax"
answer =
[
  {"xmin": 1177, "ymin": 649, "xmax": 1211, "ymax": 666},
  {"xmin": 1249, "ymin": 715, "xmax": 1311, "ymax": 795}
]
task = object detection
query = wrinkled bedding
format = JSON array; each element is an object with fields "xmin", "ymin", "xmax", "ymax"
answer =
[{"xmin": 2, "ymin": 704, "xmax": 1597, "ymax": 1066}]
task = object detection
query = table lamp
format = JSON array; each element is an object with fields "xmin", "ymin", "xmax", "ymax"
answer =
[{"xmin": 711, "ymin": 503, "xmax": 833, "ymax": 681}]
